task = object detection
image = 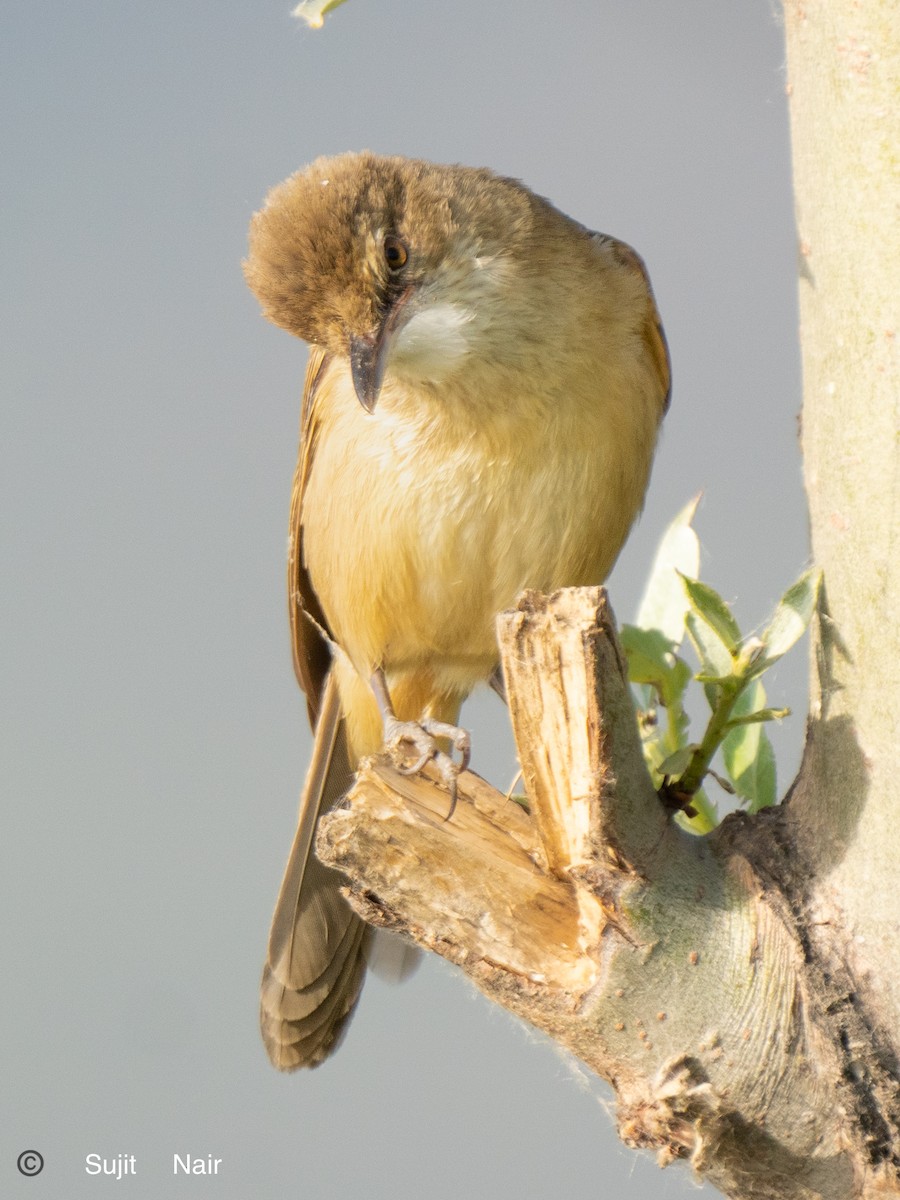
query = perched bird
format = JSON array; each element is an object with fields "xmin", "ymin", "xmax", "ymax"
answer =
[{"xmin": 245, "ymin": 152, "xmax": 670, "ymax": 1069}]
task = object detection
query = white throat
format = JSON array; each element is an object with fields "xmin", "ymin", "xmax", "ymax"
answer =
[
  {"xmin": 389, "ymin": 250, "xmax": 514, "ymax": 385},
  {"xmin": 391, "ymin": 302, "xmax": 473, "ymax": 382}
]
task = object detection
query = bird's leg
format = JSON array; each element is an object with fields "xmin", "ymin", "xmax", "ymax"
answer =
[
  {"xmin": 488, "ymin": 664, "xmax": 507, "ymax": 705},
  {"xmin": 369, "ymin": 669, "xmax": 471, "ymax": 817}
]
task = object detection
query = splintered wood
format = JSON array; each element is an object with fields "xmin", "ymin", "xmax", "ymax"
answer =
[{"xmin": 318, "ymin": 758, "xmax": 601, "ymax": 994}]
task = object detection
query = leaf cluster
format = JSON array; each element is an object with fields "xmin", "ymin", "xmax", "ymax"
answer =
[{"xmin": 621, "ymin": 498, "xmax": 819, "ymax": 832}]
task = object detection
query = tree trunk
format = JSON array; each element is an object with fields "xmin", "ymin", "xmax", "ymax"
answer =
[{"xmin": 316, "ymin": 3, "xmax": 899, "ymax": 1196}]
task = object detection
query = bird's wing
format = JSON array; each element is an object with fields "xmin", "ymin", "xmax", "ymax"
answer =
[
  {"xmin": 639, "ymin": 286, "xmax": 671, "ymax": 414},
  {"xmin": 594, "ymin": 233, "xmax": 672, "ymax": 415},
  {"xmin": 264, "ymin": 348, "xmax": 373, "ymax": 1069},
  {"xmin": 288, "ymin": 345, "xmax": 335, "ymax": 725}
]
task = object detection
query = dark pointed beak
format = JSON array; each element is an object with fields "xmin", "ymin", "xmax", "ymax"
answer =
[
  {"xmin": 348, "ymin": 286, "xmax": 415, "ymax": 413},
  {"xmin": 349, "ymin": 331, "xmax": 389, "ymax": 414}
]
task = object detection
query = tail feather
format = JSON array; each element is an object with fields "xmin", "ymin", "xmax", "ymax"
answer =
[
  {"xmin": 260, "ymin": 924, "xmax": 369, "ymax": 1068},
  {"xmin": 260, "ymin": 669, "xmax": 372, "ymax": 1070}
]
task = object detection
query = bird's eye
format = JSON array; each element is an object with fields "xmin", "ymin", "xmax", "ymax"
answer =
[{"xmin": 383, "ymin": 235, "xmax": 409, "ymax": 271}]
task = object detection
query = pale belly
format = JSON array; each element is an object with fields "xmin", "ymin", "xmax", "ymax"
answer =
[{"xmin": 301, "ymin": 377, "xmax": 645, "ymax": 695}]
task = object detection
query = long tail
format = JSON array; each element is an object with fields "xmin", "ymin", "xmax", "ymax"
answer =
[{"xmin": 260, "ymin": 669, "xmax": 371, "ymax": 1069}]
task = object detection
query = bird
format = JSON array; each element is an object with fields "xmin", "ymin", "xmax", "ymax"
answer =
[{"xmin": 244, "ymin": 151, "xmax": 670, "ymax": 1069}]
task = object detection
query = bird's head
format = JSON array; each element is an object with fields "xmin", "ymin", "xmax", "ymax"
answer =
[{"xmin": 244, "ymin": 152, "xmax": 537, "ymax": 411}]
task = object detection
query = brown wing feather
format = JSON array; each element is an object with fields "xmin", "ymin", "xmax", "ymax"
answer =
[
  {"xmin": 288, "ymin": 346, "xmax": 334, "ymax": 725},
  {"xmin": 641, "ymin": 295, "xmax": 671, "ymax": 414},
  {"xmin": 266, "ymin": 347, "xmax": 373, "ymax": 1070},
  {"xmin": 595, "ymin": 233, "xmax": 671, "ymax": 415}
]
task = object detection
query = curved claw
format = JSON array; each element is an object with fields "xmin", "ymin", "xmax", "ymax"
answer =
[
  {"xmin": 420, "ymin": 717, "xmax": 471, "ymax": 773},
  {"xmin": 382, "ymin": 716, "xmax": 470, "ymax": 819},
  {"xmin": 440, "ymin": 758, "xmax": 460, "ymax": 822},
  {"xmin": 396, "ymin": 747, "xmax": 433, "ymax": 776},
  {"xmin": 383, "ymin": 718, "xmax": 441, "ymax": 775}
]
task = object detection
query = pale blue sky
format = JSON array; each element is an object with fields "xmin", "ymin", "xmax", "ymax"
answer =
[{"xmin": 2, "ymin": 3, "xmax": 805, "ymax": 1197}]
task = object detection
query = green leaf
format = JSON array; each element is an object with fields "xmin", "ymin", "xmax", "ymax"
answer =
[
  {"xmin": 634, "ymin": 658, "xmax": 692, "ymax": 791},
  {"xmin": 745, "ymin": 569, "xmax": 821, "ymax": 679},
  {"xmin": 693, "ymin": 671, "xmax": 738, "ymax": 686},
  {"xmin": 634, "ymin": 496, "xmax": 701, "ymax": 646},
  {"xmin": 747, "ymin": 730, "xmax": 776, "ymax": 811},
  {"xmin": 621, "ymin": 627, "xmax": 692, "ymax": 769},
  {"xmin": 292, "ymin": 0, "xmax": 350, "ymax": 28},
  {"xmin": 728, "ymin": 676, "xmax": 765, "ymax": 723},
  {"xmin": 657, "ymin": 745, "xmax": 699, "ymax": 778},
  {"xmin": 723, "ymin": 707, "xmax": 790, "ymax": 730},
  {"xmin": 681, "ymin": 575, "xmax": 743, "ymax": 656},
  {"xmin": 620, "ymin": 624, "xmax": 676, "ymax": 685},
  {"xmin": 675, "ymin": 788, "xmax": 718, "ymax": 834},
  {"xmin": 638, "ymin": 732, "xmax": 669, "ymax": 780},
  {"xmin": 685, "ymin": 611, "xmax": 733, "ymax": 704},
  {"xmin": 662, "ymin": 656, "xmax": 693, "ymax": 711},
  {"xmin": 723, "ymin": 679, "xmax": 777, "ymax": 810}
]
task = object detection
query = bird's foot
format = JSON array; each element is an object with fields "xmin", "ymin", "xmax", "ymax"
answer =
[{"xmin": 383, "ymin": 717, "xmax": 471, "ymax": 818}]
